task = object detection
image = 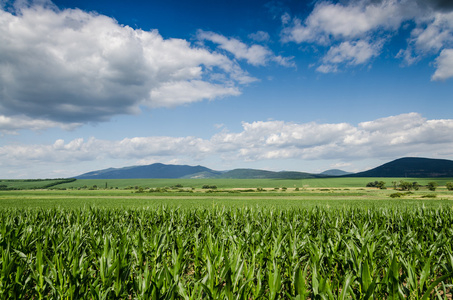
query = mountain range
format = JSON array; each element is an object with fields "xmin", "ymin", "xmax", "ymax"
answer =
[{"xmin": 75, "ymin": 157, "xmax": 453, "ymax": 179}]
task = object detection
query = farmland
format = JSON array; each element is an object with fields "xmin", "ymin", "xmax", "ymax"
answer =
[{"xmin": 1, "ymin": 178, "xmax": 453, "ymax": 298}]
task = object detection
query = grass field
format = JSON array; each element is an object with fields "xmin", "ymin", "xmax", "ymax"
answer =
[
  {"xmin": 3, "ymin": 177, "xmax": 453, "ymax": 190},
  {"xmin": 0, "ymin": 178, "xmax": 452, "ymax": 209}
]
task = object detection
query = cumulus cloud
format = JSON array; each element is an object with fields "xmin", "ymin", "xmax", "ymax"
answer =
[
  {"xmin": 0, "ymin": 115, "xmax": 81, "ymax": 134},
  {"xmin": 318, "ymin": 40, "xmax": 383, "ymax": 71},
  {"xmin": 432, "ymin": 48, "xmax": 453, "ymax": 80},
  {"xmin": 281, "ymin": 0, "xmax": 453, "ymax": 79},
  {"xmin": 2, "ymin": 113, "xmax": 453, "ymax": 177},
  {"xmin": 0, "ymin": 3, "xmax": 258, "ymax": 129},
  {"xmin": 197, "ymin": 30, "xmax": 294, "ymax": 67},
  {"xmin": 282, "ymin": 0, "xmax": 403, "ymax": 43}
]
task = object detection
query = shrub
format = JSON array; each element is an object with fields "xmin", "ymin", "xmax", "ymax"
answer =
[
  {"xmin": 427, "ymin": 182, "xmax": 438, "ymax": 191},
  {"xmin": 446, "ymin": 182, "xmax": 453, "ymax": 191},
  {"xmin": 390, "ymin": 192, "xmax": 403, "ymax": 198},
  {"xmin": 421, "ymin": 194, "xmax": 437, "ymax": 198},
  {"xmin": 398, "ymin": 181, "xmax": 413, "ymax": 191},
  {"xmin": 202, "ymin": 185, "xmax": 217, "ymax": 189},
  {"xmin": 366, "ymin": 181, "xmax": 386, "ymax": 189}
]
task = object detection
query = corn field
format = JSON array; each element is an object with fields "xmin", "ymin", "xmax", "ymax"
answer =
[{"xmin": 1, "ymin": 206, "xmax": 452, "ymax": 299}]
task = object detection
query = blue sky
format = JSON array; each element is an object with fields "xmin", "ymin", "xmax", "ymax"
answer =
[{"xmin": 1, "ymin": 0, "xmax": 453, "ymax": 178}]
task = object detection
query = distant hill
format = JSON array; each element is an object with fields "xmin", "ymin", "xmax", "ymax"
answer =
[
  {"xmin": 347, "ymin": 157, "xmax": 453, "ymax": 178},
  {"xmin": 75, "ymin": 163, "xmax": 221, "ymax": 179},
  {"xmin": 320, "ymin": 169, "xmax": 352, "ymax": 176},
  {"xmin": 217, "ymin": 169, "xmax": 318, "ymax": 179},
  {"xmin": 75, "ymin": 157, "xmax": 453, "ymax": 179}
]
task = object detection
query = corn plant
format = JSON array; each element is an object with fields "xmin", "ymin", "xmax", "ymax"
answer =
[{"xmin": 0, "ymin": 206, "xmax": 452, "ymax": 299}]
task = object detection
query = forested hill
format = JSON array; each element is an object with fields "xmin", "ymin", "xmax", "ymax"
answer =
[
  {"xmin": 75, "ymin": 163, "xmax": 222, "ymax": 179},
  {"xmin": 347, "ymin": 157, "xmax": 453, "ymax": 178},
  {"xmin": 74, "ymin": 157, "xmax": 453, "ymax": 179}
]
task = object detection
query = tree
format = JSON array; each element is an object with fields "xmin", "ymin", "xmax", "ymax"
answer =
[
  {"xmin": 202, "ymin": 185, "xmax": 217, "ymax": 189},
  {"xmin": 376, "ymin": 181, "xmax": 386, "ymax": 189},
  {"xmin": 399, "ymin": 181, "xmax": 413, "ymax": 191},
  {"xmin": 446, "ymin": 182, "xmax": 453, "ymax": 191},
  {"xmin": 366, "ymin": 181, "xmax": 386, "ymax": 189},
  {"xmin": 427, "ymin": 182, "xmax": 438, "ymax": 191}
]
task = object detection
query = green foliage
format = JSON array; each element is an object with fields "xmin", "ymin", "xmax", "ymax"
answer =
[
  {"xmin": 0, "ymin": 206, "xmax": 452, "ymax": 298},
  {"xmin": 427, "ymin": 181, "xmax": 438, "ymax": 191},
  {"xmin": 447, "ymin": 182, "xmax": 453, "ymax": 191},
  {"xmin": 398, "ymin": 181, "xmax": 413, "ymax": 191},
  {"xmin": 0, "ymin": 178, "xmax": 76, "ymax": 190},
  {"xmin": 202, "ymin": 185, "xmax": 217, "ymax": 189},
  {"xmin": 390, "ymin": 192, "xmax": 403, "ymax": 198},
  {"xmin": 366, "ymin": 180, "xmax": 386, "ymax": 189},
  {"xmin": 421, "ymin": 194, "xmax": 437, "ymax": 198}
]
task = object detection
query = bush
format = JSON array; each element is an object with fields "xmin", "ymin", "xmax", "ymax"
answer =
[
  {"xmin": 446, "ymin": 182, "xmax": 453, "ymax": 191},
  {"xmin": 366, "ymin": 181, "xmax": 386, "ymax": 189},
  {"xmin": 427, "ymin": 182, "xmax": 438, "ymax": 191},
  {"xmin": 202, "ymin": 185, "xmax": 217, "ymax": 189},
  {"xmin": 421, "ymin": 194, "xmax": 437, "ymax": 198},
  {"xmin": 390, "ymin": 192, "xmax": 403, "ymax": 198},
  {"xmin": 398, "ymin": 181, "xmax": 413, "ymax": 191}
]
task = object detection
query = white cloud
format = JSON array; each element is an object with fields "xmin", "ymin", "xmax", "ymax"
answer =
[
  {"xmin": 149, "ymin": 80, "xmax": 241, "ymax": 108},
  {"xmin": 248, "ymin": 31, "xmax": 270, "ymax": 42},
  {"xmin": 0, "ymin": 4, "xmax": 255, "ymax": 128},
  {"xmin": 281, "ymin": 0, "xmax": 453, "ymax": 77},
  {"xmin": 331, "ymin": 162, "xmax": 352, "ymax": 168},
  {"xmin": 282, "ymin": 0, "xmax": 405, "ymax": 44},
  {"xmin": 411, "ymin": 11, "xmax": 453, "ymax": 53},
  {"xmin": 281, "ymin": 12, "xmax": 291, "ymax": 25},
  {"xmin": 358, "ymin": 112, "xmax": 425, "ymax": 132},
  {"xmin": 0, "ymin": 115, "xmax": 81, "ymax": 134},
  {"xmin": 317, "ymin": 40, "xmax": 382, "ymax": 71},
  {"xmin": 3, "ymin": 113, "xmax": 453, "ymax": 177},
  {"xmin": 197, "ymin": 30, "xmax": 294, "ymax": 67},
  {"xmin": 432, "ymin": 48, "xmax": 453, "ymax": 80}
]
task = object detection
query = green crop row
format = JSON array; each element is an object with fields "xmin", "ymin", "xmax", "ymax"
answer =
[{"xmin": 1, "ymin": 206, "xmax": 452, "ymax": 299}]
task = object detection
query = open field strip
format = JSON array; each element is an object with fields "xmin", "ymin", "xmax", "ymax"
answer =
[
  {"xmin": 52, "ymin": 177, "xmax": 453, "ymax": 189},
  {"xmin": 1, "ymin": 186, "xmax": 453, "ymax": 209}
]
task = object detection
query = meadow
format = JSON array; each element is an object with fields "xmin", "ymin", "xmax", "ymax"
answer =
[{"xmin": 0, "ymin": 178, "xmax": 452, "ymax": 298}]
